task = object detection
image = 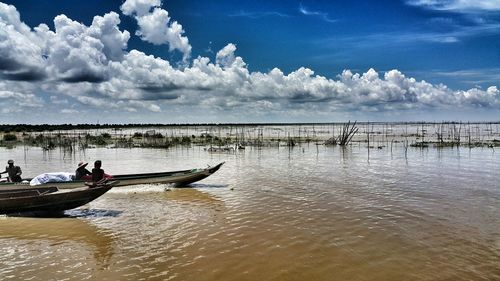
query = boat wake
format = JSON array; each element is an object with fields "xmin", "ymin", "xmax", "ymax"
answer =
[
  {"xmin": 181, "ymin": 183, "xmax": 229, "ymax": 189},
  {"xmin": 65, "ymin": 208, "xmax": 123, "ymax": 218},
  {"xmin": 108, "ymin": 184, "xmax": 174, "ymax": 194}
]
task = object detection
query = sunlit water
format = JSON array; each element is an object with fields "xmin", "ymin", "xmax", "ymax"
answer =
[{"xmin": 0, "ymin": 145, "xmax": 499, "ymax": 280}]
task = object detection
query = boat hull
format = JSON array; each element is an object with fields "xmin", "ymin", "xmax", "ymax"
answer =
[
  {"xmin": 0, "ymin": 184, "xmax": 114, "ymax": 215},
  {"xmin": 0, "ymin": 162, "xmax": 224, "ymax": 190}
]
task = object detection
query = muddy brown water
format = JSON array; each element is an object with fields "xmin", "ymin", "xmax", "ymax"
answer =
[{"xmin": 0, "ymin": 145, "xmax": 499, "ymax": 280}]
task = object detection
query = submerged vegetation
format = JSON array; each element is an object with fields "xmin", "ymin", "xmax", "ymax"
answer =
[
  {"xmin": 325, "ymin": 121, "xmax": 359, "ymax": 146},
  {"xmin": 0, "ymin": 122, "xmax": 499, "ymax": 151}
]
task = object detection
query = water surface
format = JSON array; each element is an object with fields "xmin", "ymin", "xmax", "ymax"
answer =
[{"xmin": 0, "ymin": 145, "xmax": 499, "ymax": 280}]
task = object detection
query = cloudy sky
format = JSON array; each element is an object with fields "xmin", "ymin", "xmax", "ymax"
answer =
[{"xmin": 0, "ymin": 0, "xmax": 499, "ymax": 123}]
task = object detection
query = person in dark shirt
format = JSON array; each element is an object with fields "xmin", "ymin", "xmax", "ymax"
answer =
[
  {"xmin": 92, "ymin": 160, "xmax": 105, "ymax": 183},
  {"xmin": 0, "ymin": 159, "xmax": 22, "ymax": 182},
  {"xmin": 75, "ymin": 161, "xmax": 92, "ymax": 180}
]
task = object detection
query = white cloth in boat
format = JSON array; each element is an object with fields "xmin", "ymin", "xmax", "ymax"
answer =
[{"xmin": 29, "ymin": 172, "xmax": 74, "ymax": 186}]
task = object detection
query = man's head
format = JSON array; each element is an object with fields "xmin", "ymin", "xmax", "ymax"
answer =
[
  {"xmin": 94, "ymin": 160, "xmax": 102, "ymax": 168},
  {"xmin": 7, "ymin": 160, "xmax": 13, "ymax": 166}
]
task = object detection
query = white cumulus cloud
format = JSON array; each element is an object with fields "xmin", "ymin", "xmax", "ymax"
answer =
[
  {"xmin": 407, "ymin": 0, "xmax": 500, "ymax": 12},
  {"xmin": 120, "ymin": 0, "xmax": 161, "ymax": 16},
  {"xmin": 120, "ymin": 0, "xmax": 191, "ymax": 61}
]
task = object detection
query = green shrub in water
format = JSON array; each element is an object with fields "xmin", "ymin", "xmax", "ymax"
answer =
[{"xmin": 3, "ymin": 134, "xmax": 17, "ymax": 141}]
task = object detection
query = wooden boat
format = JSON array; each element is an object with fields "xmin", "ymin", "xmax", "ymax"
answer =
[
  {"xmin": 0, "ymin": 162, "xmax": 224, "ymax": 190},
  {"xmin": 0, "ymin": 181, "xmax": 118, "ymax": 215}
]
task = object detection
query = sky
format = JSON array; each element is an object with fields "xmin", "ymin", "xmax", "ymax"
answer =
[{"xmin": 0, "ymin": 0, "xmax": 499, "ymax": 124}]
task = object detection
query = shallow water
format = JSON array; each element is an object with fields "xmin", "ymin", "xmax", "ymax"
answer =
[{"xmin": 0, "ymin": 145, "xmax": 499, "ymax": 280}]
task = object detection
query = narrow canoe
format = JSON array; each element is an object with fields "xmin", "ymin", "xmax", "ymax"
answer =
[
  {"xmin": 0, "ymin": 162, "xmax": 224, "ymax": 190},
  {"xmin": 0, "ymin": 181, "xmax": 118, "ymax": 215}
]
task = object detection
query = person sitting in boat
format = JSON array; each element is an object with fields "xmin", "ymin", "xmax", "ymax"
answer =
[
  {"xmin": 91, "ymin": 160, "xmax": 112, "ymax": 183},
  {"xmin": 75, "ymin": 161, "xmax": 92, "ymax": 181},
  {"xmin": 92, "ymin": 160, "xmax": 105, "ymax": 183},
  {"xmin": 0, "ymin": 159, "xmax": 22, "ymax": 182}
]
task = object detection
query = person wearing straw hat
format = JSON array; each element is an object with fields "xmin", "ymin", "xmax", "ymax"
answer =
[
  {"xmin": 75, "ymin": 161, "xmax": 92, "ymax": 181},
  {"xmin": 0, "ymin": 159, "xmax": 22, "ymax": 182}
]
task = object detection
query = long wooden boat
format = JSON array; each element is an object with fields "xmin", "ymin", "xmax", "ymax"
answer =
[
  {"xmin": 0, "ymin": 181, "xmax": 118, "ymax": 215},
  {"xmin": 0, "ymin": 162, "xmax": 224, "ymax": 190}
]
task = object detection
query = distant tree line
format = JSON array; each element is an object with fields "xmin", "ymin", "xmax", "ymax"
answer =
[
  {"xmin": 0, "ymin": 123, "xmax": 209, "ymax": 132},
  {"xmin": 0, "ymin": 121, "xmax": 499, "ymax": 133}
]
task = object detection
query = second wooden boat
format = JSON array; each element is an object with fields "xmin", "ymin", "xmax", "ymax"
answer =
[{"xmin": 0, "ymin": 162, "xmax": 224, "ymax": 190}]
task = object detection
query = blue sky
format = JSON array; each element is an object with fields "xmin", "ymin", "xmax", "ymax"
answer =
[{"xmin": 0, "ymin": 0, "xmax": 499, "ymax": 123}]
